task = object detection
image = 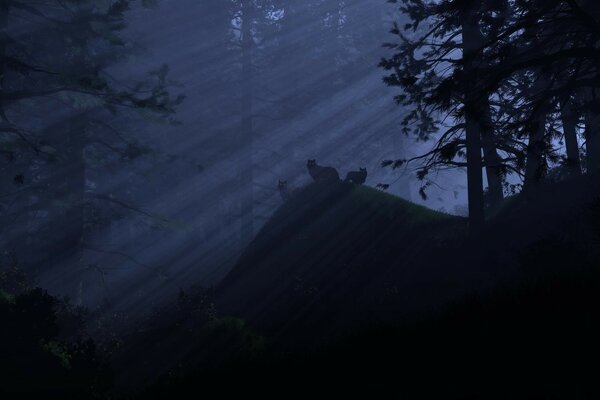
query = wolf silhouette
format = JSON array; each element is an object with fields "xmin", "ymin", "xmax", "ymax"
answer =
[
  {"xmin": 345, "ymin": 167, "xmax": 367, "ymax": 184},
  {"xmin": 306, "ymin": 159, "xmax": 340, "ymax": 182}
]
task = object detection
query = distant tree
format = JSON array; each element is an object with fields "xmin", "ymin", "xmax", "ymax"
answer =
[
  {"xmin": 226, "ymin": 0, "xmax": 297, "ymax": 245},
  {"xmin": 0, "ymin": 0, "xmax": 182, "ymax": 300},
  {"xmin": 238, "ymin": 0, "xmax": 257, "ymax": 245}
]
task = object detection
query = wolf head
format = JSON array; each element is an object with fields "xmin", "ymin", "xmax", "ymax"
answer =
[
  {"xmin": 307, "ymin": 159, "xmax": 316, "ymax": 168},
  {"xmin": 278, "ymin": 180, "xmax": 287, "ymax": 189},
  {"xmin": 360, "ymin": 167, "xmax": 367, "ymax": 173}
]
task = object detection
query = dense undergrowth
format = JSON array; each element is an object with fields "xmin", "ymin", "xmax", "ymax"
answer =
[{"xmin": 0, "ymin": 279, "xmax": 112, "ymax": 398}]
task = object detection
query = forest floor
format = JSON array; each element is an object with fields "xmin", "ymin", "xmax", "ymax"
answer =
[{"xmin": 4, "ymin": 175, "xmax": 600, "ymax": 398}]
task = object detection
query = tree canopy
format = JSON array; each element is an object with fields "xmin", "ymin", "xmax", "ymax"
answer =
[{"xmin": 381, "ymin": 0, "xmax": 600, "ymax": 229}]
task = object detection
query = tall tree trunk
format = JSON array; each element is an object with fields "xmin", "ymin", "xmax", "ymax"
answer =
[
  {"xmin": 460, "ymin": 2, "xmax": 503, "ymax": 218},
  {"xmin": 240, "ymin": 0, "xmax": 254, "ymax": 246},
  {"xmin": 460, "ymin": 6, "xmax": 485, "ymax": 233},
  {"xmin": 67, "ymin": 114, "xmax": 87, "ymax": 305},
  {"xmin": 41, "ymin": 115, "xmax": 87, "ymax": 304},
  {"xmin": 65, "ymin": 24, "xmax": 94, "ymax": 304},
  {"xmin": 523, "ymin": 112, "xmax": 548, "ymax": 187},
  {"xmin": 584, "ymin": 89, "xmax": 600, "ymax": 173},
  {"xmin": 524, "ymin": 77, "xmax": 552, "ymax": 189},
  {"xmin": 481, "ymin": 103, "xmax": 504, "ymax": 208},
  {"xmin": 393, "ymin": 130, "xmax": 412, "ymax": 201},
  {"xmin": 0, "ymin": 2, "xmax": 8, "ymax": 127},
  {"xmin": 0, "ymin": 3, "xmax": 9, "ymax": 228},
  {"xmin": 576, "ymin": 1, "xmax": 600, "ymax": 171},
  {"xmin": 561, "ymin": 97, "xmax": 581, "ymax": 175}
]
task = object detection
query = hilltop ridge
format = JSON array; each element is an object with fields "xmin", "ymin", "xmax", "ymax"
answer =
[{"xmin": 216, "ymin": 176, "xmax": 600, "ymax": 345}]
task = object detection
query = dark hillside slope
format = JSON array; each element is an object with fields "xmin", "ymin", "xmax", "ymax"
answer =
[
  {"xmin": 143, "ymin": 264, "xmax": 600, "ymax": 400},
  {"xmin": 216, "ymin": 176, "xmax": 600, "ymax": 344},
  {"xmin": 217, "ymin": 181, "xmax": 471, "ymax": 340},
  {"xmin": 133, "ymin": 176, "xmax": 600, "ymax": 399}
]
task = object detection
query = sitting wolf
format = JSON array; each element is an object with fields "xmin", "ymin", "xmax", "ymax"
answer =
[
  {"xmin": 306, "ymin": 159, "xmax": 340, "ymax": 182},
  {"xmin": 345, "ymin": 167, "xmax": 367, "ymax": 185}
]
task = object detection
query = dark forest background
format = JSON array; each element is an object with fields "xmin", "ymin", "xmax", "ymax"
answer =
[
  {"xmin": 1, "ymin": 0, "xmax": 418, "ymax": 312},
  {"xmin": 2, "ymin": 0, "xmax": 600, "ymax": 398}
]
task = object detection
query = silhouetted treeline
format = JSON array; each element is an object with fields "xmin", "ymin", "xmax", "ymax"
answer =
[{"xmin": 381, "ymin": 0, "xmax": 600, "ymax": 231}]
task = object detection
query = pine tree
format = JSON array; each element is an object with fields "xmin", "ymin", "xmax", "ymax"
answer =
[
  {"xmin": 0, "ymin": 0, "xmax": 183, "ymax": 301},
  {"xmin": 381, "ymin": 0, "xmax": 600, "ymax": 229}
]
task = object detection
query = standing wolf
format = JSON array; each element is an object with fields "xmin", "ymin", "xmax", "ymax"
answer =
[{"xmin": 306, "ymin": 159, "xmax": 340, "ymax": 182}]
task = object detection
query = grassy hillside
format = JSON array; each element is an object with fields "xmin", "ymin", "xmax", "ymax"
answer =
[
  {"xmin": 217, "ymin": 181, "xmax": 468, "ymax": 341},
  {"xmin": 136, "ymin": 175, "xmax": 600, "ymax": 399},
  {"xmin": 216, "ymin": 176, "xmax": 600, "ymax": 346}
]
